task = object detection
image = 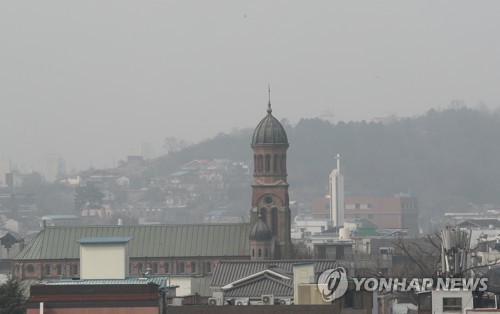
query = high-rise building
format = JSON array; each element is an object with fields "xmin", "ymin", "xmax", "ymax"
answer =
[
  {"xmin": 329, "ymin": 154, "xmax": 344, "ymax": 228},
  {"xmin": 42, "ymin": 154, "xmax": 65, "ymax": 182},
  {"xmin": 0, "ymin": 159, "xmax": 12, "ymax": 186}
]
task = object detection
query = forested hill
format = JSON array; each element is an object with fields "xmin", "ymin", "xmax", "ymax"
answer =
[{"xmin": 153, "ymin": 107, "xmax": 500, "ymax": 222}]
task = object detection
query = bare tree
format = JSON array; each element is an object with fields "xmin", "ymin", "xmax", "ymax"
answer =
[{"xmin": 162, "ymin": 137, "xmax": 189, "ymax": 155}]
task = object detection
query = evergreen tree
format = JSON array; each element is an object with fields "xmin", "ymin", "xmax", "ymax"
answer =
[{"xmin": 0, "ymin": 279, "xmax": 25, "ymax": 314}]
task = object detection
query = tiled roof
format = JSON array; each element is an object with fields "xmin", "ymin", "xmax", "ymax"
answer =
[
  {"xmin": 41, "ymin": 215, "xmax": 79, "ymax": 220},
  {"xmin": 43, "ymin": 276, "xmax": 168, "ymax": 286},
  {"xmin": 78, "ymin": 237, "xmax": 134, "ymax": 244},
  {"xmin": 211, "ymin": 260, "xmax": 338, "ymax": 287},
  {"xmin": 15, "ymin": 224, "xmax": 251, "ymax": 260},
  {"xmin": 457, "ymin": 219, "xmax": 500, "ymax": 228},
  {"xmin": 224, "ymin": 274, "xmax": 293, "ymax": 298}
]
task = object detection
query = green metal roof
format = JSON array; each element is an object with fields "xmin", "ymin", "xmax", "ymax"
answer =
[{"xmin": 15, "ymin": 224, "xmax": 251, "ymax": 260}]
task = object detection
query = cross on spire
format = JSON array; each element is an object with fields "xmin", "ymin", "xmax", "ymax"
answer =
[{"xmin": 267, "ymin": 84, "xmax": 272, "ymax": 114}]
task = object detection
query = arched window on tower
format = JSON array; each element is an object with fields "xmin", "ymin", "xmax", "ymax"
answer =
[
  {"xmin": 281, "ymin": 154, "xmax": 286, "ymax": 173},
  {"xmin": 258, "ymin": 155, "xmax": 264, "ymax": 173},
  {"xmin": 265, "ymin": 155, "xmax": 271, "ymax": 173},
  {"xmin": 273, "ymin": 155, "xmax": 279, "ymax": 173},
  {"xmin": 258, "ymin": 249, "xmax": 262, "ymax": 257},
  {"xmin": 271, "ymin": 207, "xmax": 278, "ymax": 236},
  {"xmin": 254, "ymin": 154, "xmax": 257, "ymax": 173}
]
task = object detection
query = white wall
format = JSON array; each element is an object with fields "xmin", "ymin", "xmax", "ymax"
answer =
[
  {"xmin": 432, "ymin": 290, "xmax": 473, "ymax": 314},
  {"xmin": 293, "ymin": 263, "xmax": 315, "ymax": 304},
  {"xmin": 80, "ymin": 243, "xmax": 128, "ymax": 280}
]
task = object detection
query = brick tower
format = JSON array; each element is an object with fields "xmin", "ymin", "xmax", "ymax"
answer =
[{"xmin": 249, "ymin": 96, "xmax": 292, "ymax": 259}]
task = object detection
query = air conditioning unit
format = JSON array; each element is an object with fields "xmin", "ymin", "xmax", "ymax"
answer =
[
  {"xmin": 208, "ymin": 298, "xmax": 221, "ymax": 306},
  {"xmin": 261, "ymin": 295, "xmax": 274, "ymax": 305},
  {"xmin": 235, "ymin": 298, "xmax": 249, "ymax": 306},
  {"xmin": 278, "ymin": 299, "xmax": 292, "ymax": 305},
  {"xmin": 379, "ymin": 247, "xmax": 394, "ymax": 254}
]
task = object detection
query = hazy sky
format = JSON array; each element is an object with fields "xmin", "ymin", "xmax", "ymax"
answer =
[{"xmin": 1, "ymin": 1, "xmax": 499, "ymax": 171}]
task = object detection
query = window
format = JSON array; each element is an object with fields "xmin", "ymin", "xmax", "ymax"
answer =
[
  {"xmin": 44, "ymin": 265, "xmax": 51, "ymax": 276},
  {"xmin": 26, "ymin": 264, "xmax": 35, "ymax": 274},
  {"xmin": 265, "ymin": 155, "xmax": 271, "ymax": 172},
  {"xmin": 164, "ymin": 262, "xmax": 170, "ymax": 273},
  {"xmin": 205, "ymin": 262, "xmax": 211, "ymax": 273},
  {"xmin": 336, "ymin": 246, "xmax": 345, "ymax": 259},
  {"xmin": 56, "ymin": 265, "xmax": 62, "ymax": 276},
  {"xmin": 71, "ymin": 264, "xmax": 78, "ymax": 276},
  {"xmin": 191, "ymin": 262, "xmax": 197, "ymax": 273},
  {"xmin": 443, "ymin": 297, "xmax": 462, "ymax": 312},
  {"xmin": 273, "ymin": 155, "xmax": 279, "ymax": 172},
  {"xmin": 271, "ymin": 207, "xmax": 278, "ymax": 236},
  {"xmin": 265, "ymin": 248, "xmax": 268, "ymax": 257},
  {"xmin": 178, "ymin": 262, "xmax": 185, "ymax": 274},
  {"xmin": 137, "ymin": 263, "xmax": 143, "ymax": 274},
  {"xmin": 344, "ymin": 290, "xmax": 363, "ymax": 309},
  {"xmin": 258, "ymin": 249, "xmax": 262, "ymax": 257},
  {"xmin": 257, "ymin": 155, "xmax": 263, "ymax": 172},
  {"xmin": 152, "ymin": 262, "xmax": 158, "ymax": 274}
]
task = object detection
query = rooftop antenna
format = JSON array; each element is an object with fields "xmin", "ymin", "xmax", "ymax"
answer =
[{"xmin": 267, "ymin": 84, "xmax": 272, "ymax": 114}]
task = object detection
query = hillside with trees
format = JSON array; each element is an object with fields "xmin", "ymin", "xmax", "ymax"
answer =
[{"xmin": 153, "ymin": 106, "xmax": 500, "ymax": 230}]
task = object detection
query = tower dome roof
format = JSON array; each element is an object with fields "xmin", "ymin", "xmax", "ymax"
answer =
[
  {"xmin": 252, "ymin": 103, "xmax": 288, "ymax": 145},
  {"xmin": 249, "ymin": 216, "xmax": 273, "ymax": 241}
]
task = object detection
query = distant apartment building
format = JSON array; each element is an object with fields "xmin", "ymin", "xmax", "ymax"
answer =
[
  {"xmin": 0, "ymin": 159, "xmax": 11, "ymax": 186},
  {"xmin": 312, "ymin": 193, "xmax": 419, "ymax": 236},
  {"xmin": 41, "ymin": 154, "xmax": 65, "ymax": 182}
]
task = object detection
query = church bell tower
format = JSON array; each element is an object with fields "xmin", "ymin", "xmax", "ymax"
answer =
[{"xmin": 249, "ymin": 92, "xmax": 292, "ymax": 259}]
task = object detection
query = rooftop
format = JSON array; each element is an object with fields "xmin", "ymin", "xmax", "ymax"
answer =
[
  {"xmin": 15, "ymin": 224, "xmax": 251, "ymax": 260},
  {"xmin": 42, "ymin": 276, "xmax": 169, "ymax": 286},
  {"xmin": 78, "ymin": 236, "xmax": 134, "ymax": 244}
]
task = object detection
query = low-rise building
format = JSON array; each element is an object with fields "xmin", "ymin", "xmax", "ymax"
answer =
[{"xmin": 13, "ymin": 224, "xmax": 250, "ymax": 282}]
